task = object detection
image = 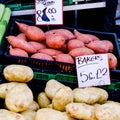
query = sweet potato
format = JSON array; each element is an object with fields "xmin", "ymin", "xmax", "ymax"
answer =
[
  {"xmin": 25, "ymin": 25, "xmax": 46, "ymax": 42},
  {"xmin": 107, "ymin": 53, "xmax": 118, "ymax": 70},
  {"xmin": 17, "ymin": 33, "xmax": 28, "ymax": 41},
  {"xmin": 58, "ymin": 44, "xmax": 68, "ymax": 53},
  {"xmin": 30, "ymin": 53, "xmax": 54, "ymax": 61},
  {"xmin": 28, "ymin": 41, "xmax": 47, "ymax": 52},
  {"xmin": 54, "ymin": 29, "xmax": 76, "ymax": 40},
  {"xmin": 39, "ymin": 48, "xmax": 63, "ymax": 57},
  {"xmin": 45, "ymin": 29, "xmax": 61, "ymax": 38},
  {"xmin": 9, "ymin": 46, "xmax": 29, "ymax": 57},
  {"xmin": 69, "ymin": 47, "xmax": 95, "ymax": 58},
  {"xmin": 6, "ymin": 35, "xmax": 37, "ymax": 54},
  {"xmin": 102, "ymin": 40, "xmax": 114, "ymax": 52},
  {"xmin": 85, "ymin": 40, "xmax": 109, "ymax": 53},
  {"xmin": 15, "ymin": 21, "xmax": 29, "ymax": 33},
  {"xmin": 46, "ymin": 34, "xmax": 65, "ymax": 49},
  {"xmin": 45, "ymin": 28, "xmax": 75, "ymax": 40},
  {"xmin": 67, "ymin": 39, "xmax": 85, "ymax": 51},
  {"xmin": 54, "ymin": 53, "xmax": 75, "ymax": 64},
  {"xmin": 74, "ymin": 29, "xmax": 100, "ymax": 44}
]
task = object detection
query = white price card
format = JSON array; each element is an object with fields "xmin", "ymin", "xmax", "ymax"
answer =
[
  {"xmin": 35, "ymin": 0, "xmax": 63, "ymax": 25},
  {"xmin": 75, "ymin": 54, "xmax": 111, "ymax": 88}
]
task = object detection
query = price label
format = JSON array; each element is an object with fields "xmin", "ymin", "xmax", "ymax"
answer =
[
  {"xmin": 75, "ymin": 54, "xmax": 110, "ymax": 88},
  {"xmin": 35, "ymin": 0, "xmax": 63, "ymax": 25}
]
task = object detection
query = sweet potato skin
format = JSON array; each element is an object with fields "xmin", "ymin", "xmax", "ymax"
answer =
[
  {"xmin": 46, "ymin": 34, "xmax": 65, "ymax": 49},
  {"xmin": 107, "ymin": 53, "xmax": 118, "ymax": 70},
  {"xmin": 25, "ymin": 26, "xmax": 46, "ymax": 42},
  {"xmin": 69, "ymin": 47, "xmax": 95, "ymax": 58},
  {"xmin": 85, "ymin": 40, "xmax": 109, "ymax": 53},
  {"xmin": 67, "ymin": 39, "xmax": 85, "ymax": 51},
  {"xmin": 6, "ymin": 35, "xmax": 37, "ymax": 54},
  {"xmin": 30, "ymin": 53, "xmax": 54, "ymax": 61},
  {"xmin": 9, "ymin": 46, "xmax": 29, "ymax": 57},
  {"xmin": 102, "ymin": 40, "xmax": 114, "ymax": 52},
  {"xmin": 74, "ymin": 29, "xmax": 100, "ymax": 44},
  {"xmin": 28, "ymin": 41, "xmax": 47, "ymax": 52},
  {"xmin": 15, "ymin": 21, "xmax": 29, "ymax": 33},
  {"xmin": 39, "ymin": 48, "xmax": 63, "ymax": 57},
  {"xmin": 45, "ymin": 29, "xmax": 75, "ymax": 40},
  {"xmin": 17, "ymin": 33, "xmax": 28, "ymax": 41},
  {"xmin": 54, "ymin": 53, "xmax": 75, "ymax": 64}
]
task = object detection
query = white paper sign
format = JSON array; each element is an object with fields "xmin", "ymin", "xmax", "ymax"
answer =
[
  {"xmin": 35, "ymin": 0, "xmax": 63, "ymax": 25},
  {"xmin": 75, "ymin": 54, "xmax": 110, "ymax": 88}
]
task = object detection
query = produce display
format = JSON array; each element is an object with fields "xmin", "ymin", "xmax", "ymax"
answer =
[
  {"xmin": 0, "ymin": 1, "xmax": 120, "ymax": 120},
  {"xmin": 0, "ymin": 64, "xmax": 120, "ymax": 120},
  {"xmin": 5, "ymin": 21, "xmax": 118, "ymax": 70}
]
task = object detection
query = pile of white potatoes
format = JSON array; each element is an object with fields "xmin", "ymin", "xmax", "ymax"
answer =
[{"xmin": 0, "ymin": 64, "xmax": 120, "ymax": 120}]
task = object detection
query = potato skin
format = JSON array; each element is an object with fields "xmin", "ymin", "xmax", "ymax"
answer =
[
  {"xmin": 0, "ymin": 82, "xmax": 21, "ymax": 99},
  {"xmin": 52, "ymin": 86, "xmax": 73, "ymax": 111},
  {"xmin": 95, "ymin": 101, "xmax": 120, "ymax": 120},
  {"xmin": 3, "ymin": 64, "xmax": 34, "ymax": 82},
  {"xmin": 45, "ymin": 79, "xmax": 66, "ymax": 100},
  {"xmin": 5, "ymin": 83, "xmax": 33, "ymax": 112},
  {"xmin": 0, "ymin": 109, "xmax": 25, "ymax": 120},
  {"xmin": 37, "ymin": 92, "xmax": 51, "ymax": 108}
]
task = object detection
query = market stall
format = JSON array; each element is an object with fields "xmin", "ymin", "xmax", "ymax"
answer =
[{"xmin": 0, "ymin": 0, "xmax": 120, "ymax": 120}]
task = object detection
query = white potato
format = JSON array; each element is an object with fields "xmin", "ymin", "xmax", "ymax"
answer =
[
  {"xmin": 3, "ymin": 64, "xmax": 34, "ymax": 82},
  {"xmin": 45, "ymin": 79, "xmax": 66, "ymax": 99},
  {"xmin": 66, "ymin": 103, "xmax": 96, "ymax": 120},
  {"xmin": 5, "ymin": 83, "xmax": 33, "ymax": 112},
  {"xmin": 63, "ymin": 112, "xmax": 77, "ymax": 120},
  {"xmin": 95, "ymin": 101, "xmax": 120, "ymax": 120},
  {"xmin": 52, "ymin": 86, "xmax": 73, "ymax": 111},
  {"xmin": 35, "ymin": 108, "xmax": 68, "ymax": 120},
  {"xmin": 37, "ymin": 92, "xmax": 51, "ymax": 108},
  {"xmin": 73, "ymin": 87, "xmax": 108, "ymax": 104},
  {"xmin": 21, "ymin": 109, "xmax": 36, "ymax": 120},
  {"xmin": 0, "ymin": 82, "xmax": 20, "ymax": 99},
  {"xmin": 28, "ymin": 100, "xmax": 39, "ymax": 111},
  {"xmin": 0, "ymin": 109, "xmax": 25, "ymax": 120}
]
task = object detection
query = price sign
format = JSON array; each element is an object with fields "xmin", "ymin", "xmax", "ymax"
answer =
[
  {"xmin": 75, "ymin": 54, "xmax": 110, "ymax": 88},
  {"xmin": 35, "ymin": 0, "xmax": 63, "ymax": 25}
]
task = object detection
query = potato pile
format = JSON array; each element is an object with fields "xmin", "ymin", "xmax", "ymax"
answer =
[
  {"xmin": 6, "ymin": 21, "xmax": 118, "ymax": 70},
  {"xmin": 1, "ymin": 64, "xmax": 120, "ymax": 120}
]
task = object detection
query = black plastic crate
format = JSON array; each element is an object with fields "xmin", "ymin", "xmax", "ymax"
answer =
[
  {"xmin": 1, "ymin": 17, "xmax": 120, "ymax": 73},
  {"xmin": 1, "ymin": 17, "xmax": 120, "ymax": 75}
]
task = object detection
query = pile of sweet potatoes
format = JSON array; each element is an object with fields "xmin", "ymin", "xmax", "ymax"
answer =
[{"xmin": 6, "ymin": 21, "xmax": 118, "ymax": 70}]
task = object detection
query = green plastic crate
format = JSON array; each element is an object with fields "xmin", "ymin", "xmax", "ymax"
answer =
[
  {"xmin": 7, "ymin": 0, "xmax": 73, "ymax": 11},
  {"xmin": 0, "ymin": 64, "xmax": 3, "ymax": 73},
  {"xmin": 34, "ymin": 72, "xmax": 77, "ymax": 84},
  {"xmin": 64, "ymin": 0, "xmax": 73, "ymax": 5},
  {"xmin": 7, "ymin": 3, "xmax": 34, "ymax": 11}
]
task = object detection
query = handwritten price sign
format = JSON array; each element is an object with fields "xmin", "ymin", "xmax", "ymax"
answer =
[
  {"xmin": 35, "ymin": 0, "xmax": 63, "ymax": 25},
  {"xmin": 75, "ymin": 54, "xmax": 110, "ymax": 88}
]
